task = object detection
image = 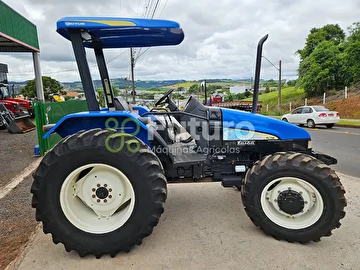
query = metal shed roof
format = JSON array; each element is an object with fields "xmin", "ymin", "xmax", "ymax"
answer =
[{"xmin": 0, "ymin": 2, "xmax": 40, "ymax": 52}]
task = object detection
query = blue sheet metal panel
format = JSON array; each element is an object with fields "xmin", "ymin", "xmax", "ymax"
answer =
[
  {"xmin": 57, "ymin": 17, "xmax": 184, "ymax": 48},
  {"xmin": 43, "ymin": 111, "xmax": 150, "ymax": 146},
  {"xmin": 221, "ymin": 108, "xmax": 311, "ymax": 140}
]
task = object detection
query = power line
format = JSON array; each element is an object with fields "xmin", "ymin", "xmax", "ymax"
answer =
[
  {"xmin": 135, "ymin": 47, "xmax": 151, "ymax": 62},
  {"xmin": 150, "ymin": 0, "xmax": 161, "ymax": 18},
  {"xmin": 262, "ymin": 56, "xmax": 279, "ymax": 71},
  {"xmin": 135, "ymin": 0, "xmax": 162, "ymax": 61},
  {"xmin": 158, "ymin": 0, "xmax": 168, "ymax": 17},
  {"xmin": 8, "ymin": 50, "xmax": 128, "ymax": 77}
]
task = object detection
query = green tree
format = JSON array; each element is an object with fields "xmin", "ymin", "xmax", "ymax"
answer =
[
  {"xmin": 21, "ymin": 76, "xmax": 64, "ymax": 99},
  {"xmin": 286, "ymin": 80, "xmax": 297, "ymax": 86},
  {"xmin": 235, "ymin": 93, "xmax": 245, "ymax": 100},
  {"xmin": 244, "ymin": 89, "xmax": 252, "ymax": 98},
  {"xmin": 344, "ymin": 41, "xmax": 360, "ymax": 84},
  {"xmin": 347, "ymin": 22, "xmax": 360, "ymax": 43},
  {"xmin": 299, "ymin": 41, "xmax": 349, "ymax": 96},
  {"xmin": 96, "ymin": 88, "xmax": 105, "ymax": 107},
  {"xmin": 112, "ymin": 85, "xmax": 120, "ymax": 96},
  {"xmin": 224, "ymin": 93, "xmax": 234, "ymax": 102},
  {"xmin": 263, "ymin": 79, "xmax": 277, "ymax": 87},
  {"xmin": 188, "ymin": 84, "xmax": 200, "ymax": 94},
  {"xmin": 343, "ymin": 22, "xmax": 360, "ymax": 84},
  {"xmin": 297, "ymin": 24, "xmax": 345, "ymax": 60}
]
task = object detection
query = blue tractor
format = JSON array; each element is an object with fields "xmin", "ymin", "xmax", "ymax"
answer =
[{"xmin": 31, "ymin": 17, "xmax": 346, "ymax": 258}]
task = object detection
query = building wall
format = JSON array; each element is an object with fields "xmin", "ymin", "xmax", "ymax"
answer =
[{"xmin": 230, "ymin": 85, "xmax": 248, "ymax": 94}]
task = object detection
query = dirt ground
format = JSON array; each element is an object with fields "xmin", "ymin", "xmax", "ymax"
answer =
[
  {"xmin": 0, "ymin": 176, "xmax": 37, "ymax": 270},
  {"xmin": 0, "ymin": 129, "xmax": 38, "ymax": 188},
  {"xmin": 0, "ymin": 130, "xmax": 39, "ymax": 270},
  {"xmin": 309, "ymin": 88, "xmax": 360, "ymax": 119}
]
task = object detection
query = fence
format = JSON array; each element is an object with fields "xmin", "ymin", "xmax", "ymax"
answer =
[{"xmin": 34, "ymin": 100, "xmax": 88, "ymax": 155}]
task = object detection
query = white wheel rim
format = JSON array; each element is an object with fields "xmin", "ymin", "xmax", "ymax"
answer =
[
  {"xmin": 260, "ymin": 177, "xmax": 324, "ymax": 230},
  {"xmin": 60, "ymin": 163, "xmax": 135, "ymax": 234}
]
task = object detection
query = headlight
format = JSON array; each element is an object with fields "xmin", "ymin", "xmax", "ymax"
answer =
[{"xmin": 308, "ymin": 140, "xmax": 312, "ymax": 149}]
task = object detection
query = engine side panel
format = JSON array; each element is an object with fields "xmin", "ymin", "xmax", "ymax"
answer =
[{"xmin": 221, "ymin": 108, "xmax": 311, "ymax": 140}]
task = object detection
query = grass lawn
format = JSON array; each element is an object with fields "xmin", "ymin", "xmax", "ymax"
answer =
[
  {"xmin": 338, "ymin": 120, "xmax": 360, "ymax": 126},
  {"xmin": 243, "ymin": 86, "xmax": 305, "ymax": 116}
]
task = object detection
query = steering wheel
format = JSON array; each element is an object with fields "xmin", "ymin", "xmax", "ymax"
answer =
[{"xmin": 155, "ymin": 88, "xmax": 175, "ymax": 106}]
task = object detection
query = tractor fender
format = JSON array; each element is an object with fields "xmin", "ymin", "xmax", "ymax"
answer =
[{"xmin": 43, "ymin": 111, "xmax": 151, "ymax": 146}]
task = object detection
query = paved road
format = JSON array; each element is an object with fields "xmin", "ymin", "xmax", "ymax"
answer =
[{"xmin": 307, "ymin": 126, "xmax": 360, "ymax": 178}]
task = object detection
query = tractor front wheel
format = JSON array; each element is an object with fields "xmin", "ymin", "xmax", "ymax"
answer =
[
  {"xmin": 31, "ymin": 129, "xmax": 167, "ymax": 258},
  {"xmin": 241, "ymin": 152, "xmax": 346, "ymax": 243}
]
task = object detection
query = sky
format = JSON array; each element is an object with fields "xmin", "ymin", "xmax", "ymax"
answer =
[{"xmin": 2, "ymin": 0, "xmax": 360, "ymax": 83}]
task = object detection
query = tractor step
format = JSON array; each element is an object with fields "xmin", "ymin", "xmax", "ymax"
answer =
[{"xmin": 221, "ymin": 176, "xmax": 243, "ymax": 188}]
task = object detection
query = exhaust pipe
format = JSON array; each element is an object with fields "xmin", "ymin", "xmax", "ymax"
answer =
[{"xmin": 252, "ymin": 34, "xmax": 268, "ymax": 114}]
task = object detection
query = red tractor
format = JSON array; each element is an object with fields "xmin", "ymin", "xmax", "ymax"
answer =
[{"xmin": 0, "ymin": 83, "xmax": 34, "ymax": 117}]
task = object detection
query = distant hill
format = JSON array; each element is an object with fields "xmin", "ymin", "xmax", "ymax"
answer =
[
  {"xmin": 9, "ymin": 78, "xmax": 262, "ymax": 92},
  {"xmin": 61, "ymin": 79, "xmax": 188, "ymax": 91},
  {"xmin": 60, "ymin": 78, "xmax": 256, "ymax": 91}
]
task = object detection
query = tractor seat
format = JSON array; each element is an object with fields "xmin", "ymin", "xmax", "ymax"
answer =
[{"xmin": 114, "ymin": 97, "xmax": 131, "ymax": 111}]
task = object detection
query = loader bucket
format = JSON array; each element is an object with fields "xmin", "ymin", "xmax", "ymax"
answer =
[{"xmin": 7, "ymin": 115, "xmax": 36, "ymax": 134}]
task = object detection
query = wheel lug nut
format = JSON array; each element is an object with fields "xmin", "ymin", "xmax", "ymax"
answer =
[
  {"xmin": 104, "ymin": 199, "xmax": 108, "ymax": 203},
  {"xmin": 109, "ymin": 188, "xmax": 112, "ymax": 192},
  {"xmin": 92, "ymin": 188, "xmax": 96, "ymax": 192},
  {"xmin": 288, "ymin": 187, "xmax": 291, "ymax": 190},
  {"xmin": 104, "ymin": 184, "xmax": 108, "ymax": 187},
  {"xmin": 109, "ymin": 195, "xmax": 112, "ymax": 198},
  {"xmin": 97, "ymin": 199, "xmax": 100, "ymax": 203},
  {"xmin": 92, "ymin": 195, "xmax": 96, "ymax": 198},
  {"xmin": 97, "ymin": 183, "xmax": 101, "ymax": 187},
  {"xmin": 304, "ymin": 201, "xmax": 308, "ymax": 204},
  {"xmin": 274, "ymin": 199, "xmax": 277, "ymax": 202}
]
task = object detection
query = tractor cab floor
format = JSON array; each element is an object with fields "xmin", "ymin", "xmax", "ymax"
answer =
[{"xmin": 168, "ymin": 142, "xmax": 208, "ymax": 166}]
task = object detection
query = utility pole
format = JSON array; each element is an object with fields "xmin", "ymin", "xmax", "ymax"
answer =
[
  {"xmin": 278, "ymin": 60, "xmax": 282, "ymax": 109},
  {"xmin": 261, "ymin": 56, "xmax": 282, "ymax": 109},
  {"xmin": 130, "ymin": 48, "xmax": 136, "ymax": 104}
]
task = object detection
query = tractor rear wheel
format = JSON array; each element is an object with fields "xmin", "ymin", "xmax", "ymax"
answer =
[
  {"xmin": 241, "ymin": 152, "xmax": 346, "ymax": 243},
  {"xmin": 31, "ymin": 129, "xmax": 167, "ymax": 258}
]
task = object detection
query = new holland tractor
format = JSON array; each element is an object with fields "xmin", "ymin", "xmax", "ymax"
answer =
[{"xmin": 31, "ymin": 17, "xmax": 346, "ymax": 258}]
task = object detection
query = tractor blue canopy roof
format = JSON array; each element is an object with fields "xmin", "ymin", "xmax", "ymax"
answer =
[{"xmin": 56, "ymin": 17, "xmax": 184, "ymax": 49}]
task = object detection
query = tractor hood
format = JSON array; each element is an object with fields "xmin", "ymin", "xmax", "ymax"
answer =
[
  {"xmin": 0, "ymin": 99, "xmax": 18, "ymax": 106},
  {"xmin": 5, "ymin": 98, "xmax": 29, "ymax": 107},
  {"xmin": 221, "ymin": 108, "xmax": 311, "ymax": 140}
]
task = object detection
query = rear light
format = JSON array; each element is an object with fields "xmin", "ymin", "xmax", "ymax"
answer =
[
  {"xmin": 336, "ymin": 112, "xmax": 340, "ymax": 117},
  {"xmin": 319, "ymin": 113, "xmax": 327, "ymax": 117}
]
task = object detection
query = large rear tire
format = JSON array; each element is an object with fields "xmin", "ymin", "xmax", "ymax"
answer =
[
  {"xmin": 31, "ymin": 129, "xmax": 167, "ymax": 258},
  {"xmin": 241, "ymin": 152, "xmax": 346, "ymax": 243}
]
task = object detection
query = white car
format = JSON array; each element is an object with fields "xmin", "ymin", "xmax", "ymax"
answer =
[{"xmin": 281, "ymin": 105, "xmax": 340, "ymax": 128}]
